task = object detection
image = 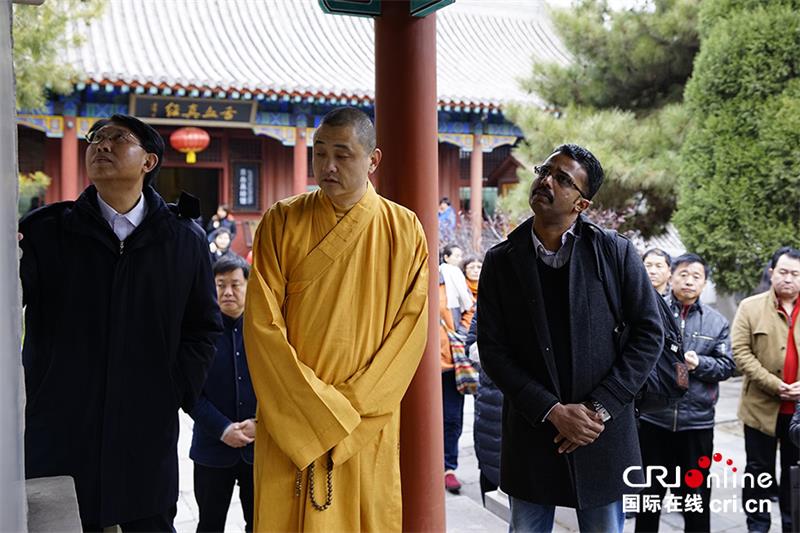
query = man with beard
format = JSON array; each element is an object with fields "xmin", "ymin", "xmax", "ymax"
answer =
[{"xmin": 478, "ymin": 144, "xmax": 663, "ymax": 532}]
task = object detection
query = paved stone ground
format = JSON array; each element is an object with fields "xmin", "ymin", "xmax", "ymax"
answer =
[
  {"xmin": 173, "ymin": 405, "xmax": 504, "ymax": 533},
  {"xmin": 174, "ymin": 414, "xmax": 246, "ymax": 532},
  {"xmin": 174, "ymin": 377, "xmax": 787, "ymax": 532},
  {"xmin": 453, "ymin": 378, "xmax": 785, "ymax": 532}
]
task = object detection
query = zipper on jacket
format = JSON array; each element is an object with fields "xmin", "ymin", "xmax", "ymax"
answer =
[
  {"xmin": 119, "ymin": 240, "xmax": 125, "ymax": 255},
  {"xmin": 676, "ymin": 316, "xmax": 685, "ymax": 432}
]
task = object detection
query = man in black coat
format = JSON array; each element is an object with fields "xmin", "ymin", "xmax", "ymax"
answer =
[
  {"xmin": 19, "ymin": 114, "xmax": 223, "ymax": 531},
  {"xmin": 189, "ymin": 254, "xmax": 256, "ymax": 532},
  {"xmin": 477, "ymin": 144, "xmax": 663, "ymax": 533}
]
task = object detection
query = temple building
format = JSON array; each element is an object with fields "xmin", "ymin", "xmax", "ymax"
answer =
[{"xmin": 16, "ymin": 0, "xmax": 568, "ymax": 254}]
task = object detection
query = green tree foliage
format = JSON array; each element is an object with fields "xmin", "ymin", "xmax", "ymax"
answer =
[
  {"xmin": 503, "ymin": 0, "xmax": 698, "ymax": 236},
  {"xmin": 697, "ymin": 0, "xmax": 800, "ymax": 36},
  {"xmin": 13, "ymin": 0, "xmax": 104, "ymax": 111},
  {"xmin": 674, "ymin": 1, "xmax": 800, "ymax": 294},
  {"xmin": 525, "ymin": 0, "xmax": 700, "ymax": 110}
]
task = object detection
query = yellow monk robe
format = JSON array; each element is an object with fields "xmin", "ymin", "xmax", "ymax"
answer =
[{"xmin": 244, "ymin": 183, "xmax": 428, "ymax": 532}]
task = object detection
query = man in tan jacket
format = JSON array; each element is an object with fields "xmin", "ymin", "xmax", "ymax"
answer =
[{"xmin": 733, "ymin": 246, "xmax": 800, "ymax": 533}]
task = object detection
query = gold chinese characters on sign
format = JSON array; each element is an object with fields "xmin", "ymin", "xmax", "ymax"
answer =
[{"xmin": 133, "ymin": 96, "xmax": 254, "ymax": 125}]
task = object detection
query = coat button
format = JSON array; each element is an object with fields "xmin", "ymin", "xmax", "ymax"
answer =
[
  {"xmin": 236, "ymin": 352, "xmax": 241, "ymax": 356},
  {"xmin": 238, "ymin": 376, "xmax": 243, "ymax": 380}
]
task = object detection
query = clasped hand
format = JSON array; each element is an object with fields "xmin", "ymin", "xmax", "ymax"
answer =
[
  {"xmin": 547, "ymin": 403, "xmax": 605, "ymax": 454},
  {"xmin": 779, "ymin": 381, "xmax": 800, "ymax": 401},
  {"xmin": 222, "ymin": 419, "xmax": 256, "ymax": 448}
]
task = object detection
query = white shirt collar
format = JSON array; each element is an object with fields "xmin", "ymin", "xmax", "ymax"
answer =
[
  {"xmin": 97, "ymin": 192, "xmax": 147, "ymax": 227},
  {"xmin": 97, "ymin": 192, "xmax": 148, "ymax": 242},
  {"xmin": 531, "ymin": 219, "xmax": 578, "ymax": 256}
]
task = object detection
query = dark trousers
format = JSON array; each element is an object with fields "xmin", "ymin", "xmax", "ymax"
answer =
[
  {"xmin": 442, "ymin": 370, "xmax": 464, "ymax": 471},
  {"xmin": 635, "ymin": 421, "xmax": 713, "ymax": 533},
  {"xmin": 82, "ymin": 505, "xmax": 177, "ymax": 532},
  {"xmin": 743, "ymin": 415, "xmax": 798, "ymax": 532},
  {"xmin": 194, "ymin": 461, "xmax": 254, "ymax": 533}
]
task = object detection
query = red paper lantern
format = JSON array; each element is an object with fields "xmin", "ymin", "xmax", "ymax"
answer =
[{"xmin": 170, "ymin": 127, "xmax": 210, "ymax": 164}]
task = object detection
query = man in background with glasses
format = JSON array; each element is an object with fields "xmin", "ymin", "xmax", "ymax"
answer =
[
  {"xmin": 19, "ymin": 114, "xmax": 222, "ymax": 531},
  {"xmin": 478, "ymin": 144, "xmax": 663, "ymax": 532}
]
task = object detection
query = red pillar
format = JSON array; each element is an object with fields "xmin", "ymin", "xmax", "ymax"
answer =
[
  {"xmin": 60, "ymin": 116, "xmax": 80, "ymax": 200},
  {"xmin": 292, "ymin": 124, "xmax": 308, "ymax": 195},
  {"xmin": 44, "ymin": 137, "xmax": 61, "ymax": 204},
  {"xmin": 375, "ymin": 3, "xmax": 445, "ymax": 532},
  {"xmin": 221, "ymin": 132, "xmax": 230, "ymax": 206},
  {"xmin": 470, "ymin": 133, "xmax": 483, "ymax": 252}
]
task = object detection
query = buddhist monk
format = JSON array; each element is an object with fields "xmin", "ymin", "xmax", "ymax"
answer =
[{"xmin": 244, "ymin": 107, "xmax": 429, "ymax": 532}]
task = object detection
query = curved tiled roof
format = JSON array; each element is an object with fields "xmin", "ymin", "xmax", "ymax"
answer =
[{"xmin": 66, "ymin": 0, "xmax": 571, "ymax": 109}]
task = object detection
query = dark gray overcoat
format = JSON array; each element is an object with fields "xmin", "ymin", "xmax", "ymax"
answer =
[
  {"xmin": 20, "ymin": 185, "xmax": 223, "ymax": 527},
  {"xmin": 477, "ymin": 215, "xmax": 663, "ymax": 509}
]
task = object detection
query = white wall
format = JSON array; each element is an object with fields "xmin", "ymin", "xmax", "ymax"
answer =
[{"xmin": 0, "ymin": 1, "xmax": 27, "ymax": 530}]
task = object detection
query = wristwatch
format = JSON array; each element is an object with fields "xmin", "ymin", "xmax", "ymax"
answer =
[{"xmin": 587, "ymin": 400, "xmax": 611, "ymax": 422}]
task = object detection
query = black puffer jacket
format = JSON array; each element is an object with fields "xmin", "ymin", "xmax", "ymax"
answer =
[
  {"xmin": 467, "ymin": 311, "xmax": 503, "ymax": 487},
  {"xmin": 789, "ymin": 402, "xmax": 800, "ymax": 447},
  {"xmin": 640, "ymin": 294, "xmax": 735, "ymax": 431}
]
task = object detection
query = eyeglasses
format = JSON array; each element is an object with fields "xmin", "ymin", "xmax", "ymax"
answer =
[
  {"xmin": 86, "ymin": 128, "xmax": 142, "ymax": 148},
  {"xmin": 534, "ymin": 164, "xmax": 588, "ymax": 199}
]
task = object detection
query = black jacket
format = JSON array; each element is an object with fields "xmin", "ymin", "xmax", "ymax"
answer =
[
  {"xmin": 206, "ymin": 216, "xmax": 237, "ymax": 240},
  {"xmin": 640, "ymin": 295, "xmax": 735, "ymax": 431},
  {"xmin": 20, "ymin": 185, "xmax": 222, "ymax": 527},
  {"xmin": 189, "ymin": 313, "xmax": 256, "ymax": 467},
  {"xmin": 477, "ymin": 215, "xmax": 663, "ymax": 509},
  {"xmin": 789, "ymin": 402, "xmax": 800, "ymax": 447}
]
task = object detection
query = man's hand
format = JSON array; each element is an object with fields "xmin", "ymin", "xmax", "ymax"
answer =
[
  {"xmin": 684, "ymin": 350, "xmax": 699, "ymax": 371},
  {"xmin": 239, "ymin": 418, "xmax": 256, "ymax": 439},
  {"xmin": 221, "ymin": 422, "xmax": 254, "ymax": 448},
  {"xmin": 779, "ymin": 382, "xmax": 800, "ymax": 401},
  {"xmin": 547, "ymin": 403, "xmax": 605, "ymax": 454}
]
